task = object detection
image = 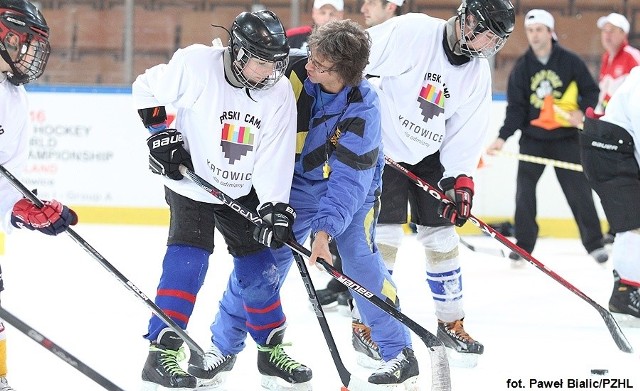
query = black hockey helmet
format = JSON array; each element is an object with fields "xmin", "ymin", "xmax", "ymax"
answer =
[
  {"xmin": 0, "ymin": 0, "xmax": 50, "ymax": 85},
  {"xmin": 229, "ymin": 10, "xmax": 289, "ymax": 90},
  {"xmin": 457, "ymin": 0, "xmax": 515, "ymax": 58}
]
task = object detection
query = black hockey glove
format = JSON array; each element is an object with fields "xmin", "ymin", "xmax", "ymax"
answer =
[
  {"xmin": 438, "ymin": 175, "xmax": 474, "ymax": 227},
  {"xmin": 146, "ymin": 129, "xmax": 193, "ymax": 180},
  {"xmin": 253, "ymin": 202, "xmax": 296, "ymax": 249}
]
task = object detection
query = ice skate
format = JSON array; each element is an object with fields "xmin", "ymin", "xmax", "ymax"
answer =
[
  {"xmin": 352, "ymin": 319, "xmax": 382, "ymax": 368},
  {"xmin": 141, "ymin": 328, "xmax": 197, "ymax": 391},
  {"xmin": 0, "ymin": 377, "xmax": 15, "ymax": 391},
  {"xmin": 609, "ymin": 271, "xmax": 640, "ymax": 327},
  {"xmin": 257, "ymin": 328, "xmax": 312, "ymax": 390},
  {"xmin": 437, "ymin": 319, "xmax": 484, "ymax": 367},
  {"xmin": 188, "ymin": 344, "xmax": 237, "ymax": 389},
  {"xmin": 367, "ymin": 347, "xmax": 419, "ymax": 390}
]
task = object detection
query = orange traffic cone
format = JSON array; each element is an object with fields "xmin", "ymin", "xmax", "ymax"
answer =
[{"xmin": 531, "ymin": 95, "xmax": 561, "ymax": 130}]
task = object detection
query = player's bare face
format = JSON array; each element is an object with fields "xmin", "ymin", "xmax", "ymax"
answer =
[
  {"xmin": 242, "ymin": 57, "xmax": 276, "ymax": 84},
  {"xmin": 312, "ymin": 5, "xmax": 343, "ymax": 27},
  {"xmin": 360, "ymin": 0, "xmax": 392, "ymax": 27}
]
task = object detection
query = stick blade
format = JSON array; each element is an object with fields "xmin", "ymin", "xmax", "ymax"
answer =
[{"xmin": 599, "ymin": 306, "xmax": 635, "ymax": 353}]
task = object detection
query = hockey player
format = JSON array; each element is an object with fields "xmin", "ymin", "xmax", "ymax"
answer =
[
  {"xmin": 581, "ymin": 67, "xmax": 640, "ymax": 321},
  {"xmin": 200, "ymin": 19, "xmax": 420, "ymax": 389},
  {"xmin": 132, "ymin": 10, "xmax": 311, "ymax": 390},
  {"xmin": 362, "ymin": 0, "xmax": 515, "ymax": 367},
  {"xmin": 0, "ymin": 1, "xmax": 77, "ymax": 390}
]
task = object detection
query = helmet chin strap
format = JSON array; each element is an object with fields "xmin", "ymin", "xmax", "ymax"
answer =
[
  {"xmin": 444, "ymin": 16, "xmax": 465, "ymax": 57},
  {"xmin": 223, "ymin": 49, "xmax": 244, "ymax": 89}
]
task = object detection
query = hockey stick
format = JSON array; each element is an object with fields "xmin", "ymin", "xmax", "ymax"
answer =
[
  {"xmin": 0, "ymin": 306, "xmax": 124, "ymax": 390},
  {"xmin": 384, "ymin": 156, "xmax": 634, "ymax": 354},
  {"xmin": 459, "ymin": 237, "xmax": 506, "ymax": 258},
  {"xmin": 494, "ymin": 150, "xmax": 583, "ymax": 172},
  {"xmin": 179, "ymin": 165, "xmax": 451, "ymax": 391},
  {"xmin": 0, "ymin": 164, "xmax": 205, "ymax": 356}
]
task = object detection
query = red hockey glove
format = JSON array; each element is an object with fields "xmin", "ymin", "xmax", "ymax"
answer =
[
  {"xmin": 147, "ymin": 129, "xmax": 193, "ymax": 180},
  {"xmin": 11, "ymin": 198, "xmax": 78, "ymax": 235},
  {"xmin": 253, "ymin": 202, "xmax": 296, "ymax": 249},
  {"xmin": 438, "ymin": 175, "xmax": 474, "ymax": 227}
]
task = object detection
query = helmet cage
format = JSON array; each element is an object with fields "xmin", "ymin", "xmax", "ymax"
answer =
[
  {"xmin": 457, "ymin": 0, "xmax": 513, "ymax": 58},
  {"xmin": 231, "ymin": 39, "xmax": 288, "ymax": 90},
  {"xmin": 0, "ymin": 9, "xmax": 50, "ymax": 85}
]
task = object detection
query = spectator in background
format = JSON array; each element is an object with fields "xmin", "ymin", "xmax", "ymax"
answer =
[
  {"xmin": 360, "ymin": 0, "xmax": 403, "ymax": 27},
  {"xmin": 1, "ymin": 1, "xmax": 78, "ymax": 390},
  {"xmin": 595, "ymin": 13, "xmax": 640, "ymax": 115},
  {"xmin": 581, "ymin": 68, "xmax": 640, "ymax": 321},
  {"xmin": 487, "ymin": 9, "xmax": 608, "ymax": 266},
  {"xmin": 286, "ymin": 0, "xmax": 344, "ymax": 49}
]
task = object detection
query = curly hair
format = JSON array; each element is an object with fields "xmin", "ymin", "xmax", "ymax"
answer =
[{"xmin": 306, "ymin": 19, "xmax": 371, "ymax": 87}]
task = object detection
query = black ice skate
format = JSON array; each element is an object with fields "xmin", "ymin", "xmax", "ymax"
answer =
[
  {"xmin": 367, "ymin": 347, "xmax": 419, "ymax": 389},
  {"xmin": 437, "ymin": 318, "xmax": 484, "ymax": 368},
  {"xmin": 187, "ymin": 344, "xmax": 237, "ymax": 389},
  {"xmin": 352, "ymin": 319, "xmax": 382, "ymax": 368},
  {"xmin": 257, "ymin": 328, "xmax": 312, "ymax": 390},
  {"xmin": 141, "ymin": 328, "xmax": 197, "ymax": 391},
  {"xmin": 609, "ymin": 270, "xmax": 640, "ymax": 326}
]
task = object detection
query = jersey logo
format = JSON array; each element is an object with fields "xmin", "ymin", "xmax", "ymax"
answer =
[
  {"xmin": 417, "ymin": 82, "xmax": 445, "ymax": 121},
  {"xmin": 220, "ymin": 123, "xmax": 255, "ymax": 164}
]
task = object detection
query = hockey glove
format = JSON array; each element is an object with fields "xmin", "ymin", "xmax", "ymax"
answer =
[
  {"xmin": 253, "ymin": 202, "xmax": 296, "ymax": 249},
  {"xmin": 438, "ymin": 175, "xmax": 474, "ymax": 227},
  {"xmin": 147, "ymin": 129, "xmax": 193, "ymax": 180},
  {"xmin": 11, "ymin": 198, "xmax": 78, "ymax": 236}
]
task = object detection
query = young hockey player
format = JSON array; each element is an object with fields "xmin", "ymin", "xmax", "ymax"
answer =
[
  {"xmin": 0, "ymin": 1, "xmax": 77, "ymax": 390},
  {"xmin": 132, "ymin": 10, "xmax": 311, "ymax": 390}
]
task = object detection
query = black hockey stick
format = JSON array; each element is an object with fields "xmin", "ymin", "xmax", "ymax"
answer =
[
  {"xmin": 0, "ymin": 164, "xmax": 205, "ymax": 355},
  {"xmin": 0, "ymin": 306, "xmax": 124, "ymax": 390},
  {"xmin": 384, "ymin": 156, "xmax": 634, "ymax": 354},
  {"xmin": 179, "ymin": 165, "xmax": 451, "ymax": 391},
  {"xmin": 459, "ymin": 237, "xmax": 506, "ymax": 258}
]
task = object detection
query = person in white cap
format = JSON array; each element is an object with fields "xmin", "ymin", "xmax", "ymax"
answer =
[
  {"xmin": 487, "ymin": 9, "xmax": 608, "ymax": 266},
  {"xmin": 595, "ymin": 13, "xmax": 640, "ymax": 115},
  {"xmin": 360, "ymin": 0, "xmax": 404, "ymax": 27},
  {"xmin": 286, "ymin": 0, "xmax": 344, "ymax": 49}
]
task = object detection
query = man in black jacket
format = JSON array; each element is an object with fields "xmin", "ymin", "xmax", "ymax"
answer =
[{"xmin": 487, "ymin": 9, "xmax": 608, "ymax": 265}]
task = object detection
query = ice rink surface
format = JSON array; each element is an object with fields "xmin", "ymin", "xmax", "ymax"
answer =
[{"xmin": 1, "ymin": 224, "xmax": 639, "ymax": 391}]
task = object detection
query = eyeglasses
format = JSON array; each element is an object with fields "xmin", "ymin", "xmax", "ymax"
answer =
[{"xmin": 307, "ymin": 48, "xmax": 337, "ymax": 74}]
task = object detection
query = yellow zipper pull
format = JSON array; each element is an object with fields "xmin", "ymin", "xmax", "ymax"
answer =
[{"xmin": 323, "ymin": 161, "xmax": 331, "ymax": 178}]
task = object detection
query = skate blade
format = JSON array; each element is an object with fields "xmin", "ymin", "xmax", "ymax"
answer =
[
  {"xmin": 355, "ymin": 351, "xmax": 383, "ymax": 369},
  {"xmin": 195, "ymin": 372, "xmax": 230, "ymax": 390},
  {"xmin": 260, "ymin": 376, "xmax": 312, "ymax": 391},
  {"xmin": 141, "ymin": 380, "xmax": 195, "ymax": 391},
  {"xmin": 612, "ymin": 312, "xmax": 640, "ymax": 328},
  {"xmin": 445, "ymin": 348, "xmax": 480, "ymax": 368},
  {"xmin": 366, "ymin": 376, "xmax": 421, "ymax": 391}
]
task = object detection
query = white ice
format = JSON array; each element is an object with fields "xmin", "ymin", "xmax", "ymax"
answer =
[{"xmin": 2, "ymin": 225, "xmax": 639, "ymax": 391}]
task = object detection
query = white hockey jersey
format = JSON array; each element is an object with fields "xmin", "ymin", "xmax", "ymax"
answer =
[
  {"xmin": 132, "ymin": 45, "xmax": 297, "ymax": 206},
  {"xmin": 0, "ymin": 74, "xmax": 30, "ymax": 233},
  {"xmin": 365, "ymin": 13, "xmax": 492, "ymax": 179}
]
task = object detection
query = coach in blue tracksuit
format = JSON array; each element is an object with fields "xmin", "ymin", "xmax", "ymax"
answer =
[{"xmin": 207, "ymin": 20, "xmax": 418, "ymax": 387}]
